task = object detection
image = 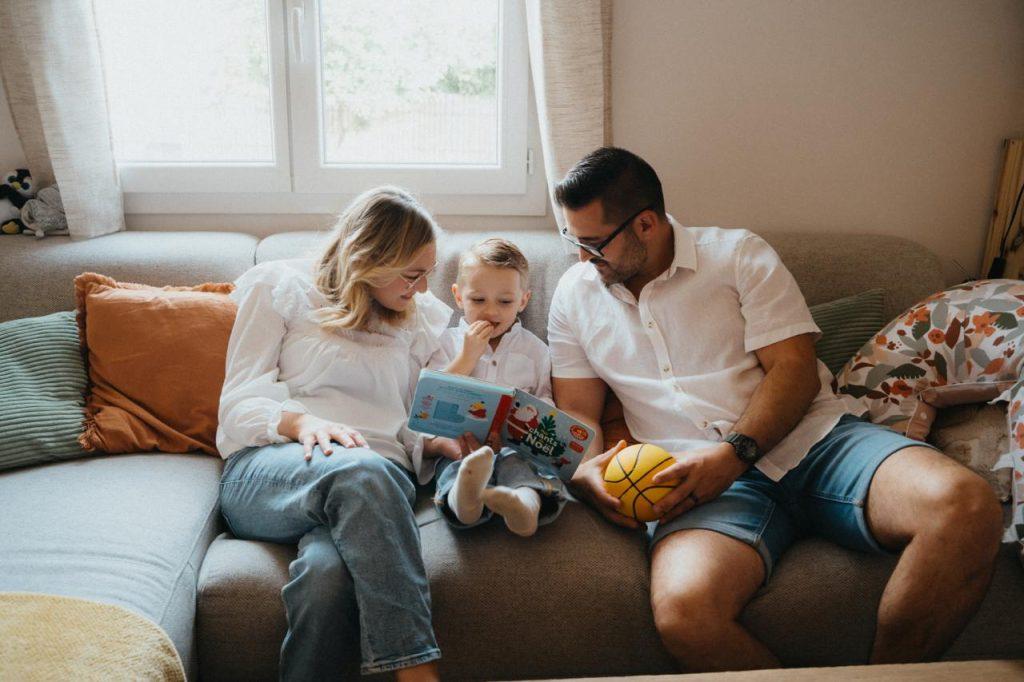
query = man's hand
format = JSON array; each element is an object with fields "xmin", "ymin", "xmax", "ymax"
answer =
[
  {"xmin": 570, "ymin": 440, "xmax": 641, "ymax": 530},
  {"xmin": 650, "ymin": 442, "xmax": 747, "ymax": 522}
]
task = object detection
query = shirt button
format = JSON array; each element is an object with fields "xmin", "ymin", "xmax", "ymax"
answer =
[
  {"xmin": 647, "ymin": 321, "xmax": 654, "ymax": 328},
  {"xmin": 662, "ymin": 365, "xmax": 670, "ymax": 373},
  {"xmin": 701, "ymin": 421, "xmax": 709, "ymax": 428},
  {"xmin": 492, "ymin": 360, "xmax": 498, "ymax": 366}
]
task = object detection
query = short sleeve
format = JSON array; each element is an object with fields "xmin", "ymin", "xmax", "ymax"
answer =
[
  {"xmin": 735, "ymin": 235, "xmax": 820, "ymax": 352},
  {"xmin": 547, "ymin": 278, "xmax": 599, "ymax": 379}
]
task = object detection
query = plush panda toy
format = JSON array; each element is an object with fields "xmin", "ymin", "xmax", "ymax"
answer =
[{"xmin": 0, "ymin": 169, "xmax": 35, "ymax": 234}]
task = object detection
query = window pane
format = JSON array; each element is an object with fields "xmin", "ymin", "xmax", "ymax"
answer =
[
  {"xmin": 320, "ymin": 0, "xmax": 499, "ymax": 166},
  {"xmin": 94, "ymin": 0, "xmax": 273, "ymax": 163}
]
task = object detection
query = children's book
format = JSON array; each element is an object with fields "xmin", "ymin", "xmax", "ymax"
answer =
[{"xmin": 408, "ymin": 368, "xmax": 595, "ymax": 481}]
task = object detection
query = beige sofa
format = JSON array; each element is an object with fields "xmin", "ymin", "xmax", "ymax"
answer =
[{"xmin": 0, "ymin": 228, "xmax": 1021, "ymax": 680}]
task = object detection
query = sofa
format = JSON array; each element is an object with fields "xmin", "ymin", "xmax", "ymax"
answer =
[{"xmin": 0, "ymin": 228, "xmax": 1021, "ymax": 681}]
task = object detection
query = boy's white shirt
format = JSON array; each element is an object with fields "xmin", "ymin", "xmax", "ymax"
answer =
[{"xmin": 428, "ymin": 317, "xmax": 553, "ymax": 403}]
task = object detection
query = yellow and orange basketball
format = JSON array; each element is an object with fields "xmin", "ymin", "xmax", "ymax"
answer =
[{"xmin": 602, "ymin": 443, "xmax": 678, "ymax": 521}]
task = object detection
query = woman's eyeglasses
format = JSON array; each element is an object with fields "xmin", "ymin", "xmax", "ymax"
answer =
[
  {"xmin": 559, "ymin": 204, "xmax": 653, "ymax": 259},
  {"xmin": 398, "ymin": 263, "xmax": 437, "ymax": 292}
]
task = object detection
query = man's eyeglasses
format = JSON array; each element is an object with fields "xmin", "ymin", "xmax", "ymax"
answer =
[
  {"xmin": 398, "ymin": 263, "xmax": 436, "ymax": 292},
  {"xmin": 559, "ymin": 204, "xmax": 653, "ymax": 259}
]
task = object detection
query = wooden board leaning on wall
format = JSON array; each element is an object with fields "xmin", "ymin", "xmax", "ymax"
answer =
[{"xmin": 981, "ymin": 138, "xmax": 1024, "ymax": 280}]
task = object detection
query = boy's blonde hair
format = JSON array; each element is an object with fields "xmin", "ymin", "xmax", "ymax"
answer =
[
  {"xmin": 457, "ymin": 238, "xmax": 530, "ymax": 289},
  {"xmin": 315, "ymin": 186, "xmax": 440, "ymax": 331}
]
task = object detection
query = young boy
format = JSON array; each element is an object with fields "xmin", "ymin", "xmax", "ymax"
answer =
[{"xmin": 429, "ymin": 238, "xmax": 569, "ymax": 537}]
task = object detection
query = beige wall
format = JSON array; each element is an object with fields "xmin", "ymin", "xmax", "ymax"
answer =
[
  {"xmin": 0, "ymin": 1, "xmax": 1021, "ymax": 283},
  {"xmin": 613, "ymin": 0, "xmax": 1024, "ymax": 284}
]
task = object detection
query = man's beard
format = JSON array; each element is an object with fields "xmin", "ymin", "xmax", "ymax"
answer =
[{"xmin": 593, "ymin": 231, "xmax": 647, "ymax": 287}]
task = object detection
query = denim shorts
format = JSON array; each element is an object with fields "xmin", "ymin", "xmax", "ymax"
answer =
[{"xmin": 649, "ymin": 414, "xmax": 936, "ymax": 581}]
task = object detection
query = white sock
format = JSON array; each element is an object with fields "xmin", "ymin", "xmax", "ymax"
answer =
[
  {"xmin": 483, "ymin": 485, "xmax": 542, "ymax": 537},
  {"xmin": 447, "ymin": 446, "xmax": 495, "ymax": 525}
]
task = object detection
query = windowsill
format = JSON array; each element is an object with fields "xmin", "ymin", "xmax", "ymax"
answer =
[{"xmin": 123, "ymin": 186, "xmax": 548, "ymax": 217}]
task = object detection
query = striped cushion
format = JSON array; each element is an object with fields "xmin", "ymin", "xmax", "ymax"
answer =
[
  {"xmin": 0, "ymin": 311, "xmax": 88, "ymax": 470},
  {"xmin": 810, "ymin": 289, "xmax": 886, "ymax": 376}
]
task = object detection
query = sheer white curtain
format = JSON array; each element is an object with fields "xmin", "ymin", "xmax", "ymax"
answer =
[
  {"xmin": 526, "ymin": 0, "xmax": 612, "ymax": 228},
  {"xmin": 0, "ymin": 1, "xmax": 124, "ymax": 239}
]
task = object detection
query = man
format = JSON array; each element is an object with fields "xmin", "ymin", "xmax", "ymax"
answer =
[{"xmin": 548, "ymin": 147, "xmax": 1003, "ymax": 671}]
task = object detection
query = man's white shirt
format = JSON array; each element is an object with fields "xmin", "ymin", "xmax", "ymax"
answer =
[
  {"xmin": 429, "ymin": 317, "xmax": 553, "ymax": 403},
  {"xmin": 547, "ymin": 218, "xmax": 851, "ymax": 481}
]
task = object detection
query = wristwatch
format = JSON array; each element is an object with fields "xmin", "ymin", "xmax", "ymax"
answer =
[{"xmin": 724, "ymin": 431, "xmax": 761, "ymax": 465}]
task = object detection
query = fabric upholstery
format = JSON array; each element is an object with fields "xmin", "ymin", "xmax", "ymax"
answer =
[
  {"xmin": 74, "ymin": 273, "xmax": 236, "ymax": 455},
  {"xmin": 0, "ymin": 311, "xmax": 87, "ymax": 471},
  {"xmin": 0, "ymin": 453, "xmax": 223, "ymax": 680},
  {"xmin": 809, "ymin": 288, "xmax": 886, "ymax": 376},
  {"xmin": 0, "ymin": 231, "xmax": 257, "ymax": 323}
]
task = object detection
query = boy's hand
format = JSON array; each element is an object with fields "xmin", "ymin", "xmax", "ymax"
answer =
[{"xmin": 461, "ymin": 321, "xmax": 494, "ymax": 362}]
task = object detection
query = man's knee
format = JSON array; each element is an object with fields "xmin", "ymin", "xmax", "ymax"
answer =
[
  {"xmin": 918, "ymin": 468, "xmax": 1003, "ymax": 551},
  {"xmin": 651, "ymin": 585, "xmax": 730, "ymax": 649}
]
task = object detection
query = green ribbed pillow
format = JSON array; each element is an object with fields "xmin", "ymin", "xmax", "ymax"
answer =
[
  {"xmin": 0, "ymin": 311, "xmax": 88, "ymax": 471},
  {"xmin": 810, "ymin": 289, "xmax": 886, "ymax": 376}
]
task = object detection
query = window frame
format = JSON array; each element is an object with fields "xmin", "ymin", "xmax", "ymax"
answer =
[{"xmin": 109, "ymin": 0, "xmax": 544, "ymax": 217}]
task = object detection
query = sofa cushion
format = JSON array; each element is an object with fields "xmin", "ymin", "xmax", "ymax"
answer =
[
  {"xmin": 0, "ymin": 311, "xmax": 88, "ymax": 471},
  {"xmin": 196, "ymin": 495, "xmax": 676, "ymax": 681},
  {"xmin": 74, "ymin": 272, "xmax": 236, "ymax": 455},
  {"xmin": 0, "ymin": 453, "xmax": 223, "ymax": 680},
  {"xmin": 255, "ymin": 230, "xmax": 944, "ymax": 345},
  {"xmin": 257, "ymin": 230, "xmax": 576, "ymax": 343},
  {"xmin": 808, "ymin": 288, "xmax": 886, "ymax": 376},
  {"xmin": 743, "ymin": 538, "xmax": 1024, "ymax": 666},
  {"xmin": 0, "ymin": 231, "xmax": 258, "ymax": 323}
]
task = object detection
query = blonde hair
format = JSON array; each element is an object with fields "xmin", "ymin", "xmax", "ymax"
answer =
[
  {"xmin": 315, "ymin": 186, "xmax": 440, "ymax": 331},
  {"xmin": 457, "ymin": 238, "xmax": 530, "ymax": 288}
]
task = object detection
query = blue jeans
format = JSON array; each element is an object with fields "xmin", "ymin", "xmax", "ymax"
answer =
[
  {"xmin": 219, "ymin": 442, "xmax": 441, "ymax": 677},
  {"xmin": 433, "ymin": 448, "xmax": 571, "ymax": 528}
]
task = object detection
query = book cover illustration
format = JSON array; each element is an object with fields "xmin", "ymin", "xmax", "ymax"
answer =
[{"xmin": 408, "ymin": 369, "xmax": 595, "ymax": 480}]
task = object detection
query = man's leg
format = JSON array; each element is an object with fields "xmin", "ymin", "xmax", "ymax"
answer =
[
  {"xmin": 650, "ymin": 529, "xmax": 780, "ymax": 671},
  {"xmin": 865, "ymin": 445, "xmax": 1003, "ymax": 662}
]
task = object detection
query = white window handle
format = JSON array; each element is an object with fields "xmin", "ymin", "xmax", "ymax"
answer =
[{"xmin": 289, "ymin": 2, "xmax": 305, "ymax": 63}]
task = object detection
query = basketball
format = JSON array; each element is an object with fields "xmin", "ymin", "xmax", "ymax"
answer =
[{"xmin": 602, "ymin": 443, "xmax": 678, "ymax": 522}]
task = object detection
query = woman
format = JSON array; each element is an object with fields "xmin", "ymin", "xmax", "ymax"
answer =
[{"xmin": 216, "ymin": 187, "xmax": 461, "ymax": 680}]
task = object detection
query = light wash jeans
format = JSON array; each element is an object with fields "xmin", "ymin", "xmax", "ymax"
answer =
[
  {"xmin": 433, "ymin": 447, "xmax": 571, "ymax": 529},
  {"xmin": 219, "ymin": 442, "xmax": 441, "ymax": 678}
]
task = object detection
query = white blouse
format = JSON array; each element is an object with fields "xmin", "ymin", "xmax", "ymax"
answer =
[
  {"xmin": 216, "ymin": 258, "xmax": 453, "ymax": 483},
  {"xmin": 428, "ymin": 317, "xmax": 553, "ymax": 403}
]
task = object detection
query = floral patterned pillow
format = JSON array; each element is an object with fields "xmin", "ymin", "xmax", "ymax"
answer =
[{"xmin": 834, "ymin": 279, "xmax": 1024, "ymax": 547}]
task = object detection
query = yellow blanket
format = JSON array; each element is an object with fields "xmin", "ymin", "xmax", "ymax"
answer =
[{"xmin": 0, "ymin": 592, "xmax": 185, "ymax": 681}]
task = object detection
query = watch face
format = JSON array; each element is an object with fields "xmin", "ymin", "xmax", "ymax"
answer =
[{"xmin": 729, "ymin": 433, "xmax": 759, "ymax": 463}]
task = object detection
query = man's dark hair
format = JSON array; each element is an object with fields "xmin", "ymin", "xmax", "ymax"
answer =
[{"xmin": 554, "ymin": 147, "xmax": 665, "ymax": 225}]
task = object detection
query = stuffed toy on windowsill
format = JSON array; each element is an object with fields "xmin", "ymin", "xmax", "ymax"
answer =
[
  {"xmin": 21, "ymin": 185, "xmax": 68, "ymax": 239},
  {"xmin": 0, "ymin": 169, "xmax": 35, "ymax": 235}
]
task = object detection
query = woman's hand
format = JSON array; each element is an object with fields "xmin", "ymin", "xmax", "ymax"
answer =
[{"xmin": 280, "ymin": 411, "xmax": 368, "ymax": 461}]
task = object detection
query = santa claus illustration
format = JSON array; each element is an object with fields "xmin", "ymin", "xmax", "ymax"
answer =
[{"xmin": 505, "ymin": 402, "xmax": 540, "ymax": 443}]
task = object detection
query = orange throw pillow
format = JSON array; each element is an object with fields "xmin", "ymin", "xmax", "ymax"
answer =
[{"xmin": 74, "ymin": 273, "xmax": 236, "ymax": 456}]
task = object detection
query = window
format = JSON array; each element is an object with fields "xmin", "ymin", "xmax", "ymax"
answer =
[{"xmin": 93, "ymin": 0, "xmax": 543, "ymax": 215}]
